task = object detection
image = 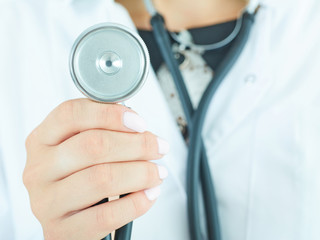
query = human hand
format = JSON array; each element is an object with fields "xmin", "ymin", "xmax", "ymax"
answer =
[{"xmin": 23, "ymin": 99, "xmax": 169, "ymax": 240}]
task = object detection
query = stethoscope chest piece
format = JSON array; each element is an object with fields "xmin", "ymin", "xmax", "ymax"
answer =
[{"xmin": 70, "ymin": 23, "xmax": 150, "ymax": 102}]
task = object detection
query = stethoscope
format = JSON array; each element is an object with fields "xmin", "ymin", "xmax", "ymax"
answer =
[{"xmin": 69, "ymin": 1, "xmax": 259, "ymax": 239}]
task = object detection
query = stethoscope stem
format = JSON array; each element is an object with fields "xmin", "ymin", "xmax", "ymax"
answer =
[
  {"xmin": 101, "ymin": 194, "xmax": 133, "ymax": 240},
  {"xmin": 114, "ymin": 193, "xmax": 133, "ymax": 240}
]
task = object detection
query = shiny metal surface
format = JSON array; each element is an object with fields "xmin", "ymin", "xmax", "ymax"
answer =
[
  {"xmin": 70, "ymin": 23, "xmax": 149, "ymax": 102},
  {"xmin": 98, "ymin": 51, "xmax": 123, "ymax": 75}
]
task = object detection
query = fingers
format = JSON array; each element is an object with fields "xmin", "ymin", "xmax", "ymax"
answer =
[
  {"xmin": 51, "ymin": 161, "xmax": 168, "ymax": 216},
  {"xmin": 31, "ymin": 99, "xmax": 147, "ymax": 146},
  {"xmin": 24, "ymin": 99, "xmax": 171, "ymax": 240},
  {"xmin": 47, "ymin": 130, "xmax": 169, "ymax": 180},
  {"xmin": 60, "ymin": 191, "xmax": 159, "ymax": 240}
]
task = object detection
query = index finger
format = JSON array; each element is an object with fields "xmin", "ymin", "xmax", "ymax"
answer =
[{"xmin": 31, "ymin": 99, "xmax": 147, "ymax": 146}]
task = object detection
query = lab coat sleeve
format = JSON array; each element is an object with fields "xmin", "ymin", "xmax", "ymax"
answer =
[
  {"xmin": 0, "ymin": 146, "xmax": 15, "ymax": 239},
  {"xmin": 0, "ymin": 3, "xmax": 19, "ymax": 238}
]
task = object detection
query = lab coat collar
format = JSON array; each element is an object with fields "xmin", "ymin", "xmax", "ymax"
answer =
[{"xmin": 247, "ymin": 0, "xmax": 260, "ymax": 13}]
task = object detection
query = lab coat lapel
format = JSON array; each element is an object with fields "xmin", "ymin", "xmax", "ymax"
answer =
[{"xmin": 203, "ymin": 7, "xmax": 274, "ymax": 151}]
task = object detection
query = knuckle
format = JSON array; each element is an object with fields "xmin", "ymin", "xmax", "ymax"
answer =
[
  {"xmin": 128, "ymin": 196, "xmax": 148, "ymax": 217},
  {"xmin": 25, "ymin": 132, "xmax": 34, "ymax": 150},
  {"xmin": 43, "ymin": 221, "xmax": 62, "ymax": 240},
  {"xmin": 22, "ymin": 163, "xmax": 40, "ymax": 188},
  {"xmin": 88, "ymin": 164, "xmax": 113, "ymax": 190},
  {"xmin": 30, "ymin": 189, "xmax": 60, "ymax": 223},
  {"xmin": 81, "ymin": 131, "xmax": 108, "ymax": 157},
  {"xmin": 56, "ymin": 100, "xmax": 74, "ymax": 117},
  {"xmin": 29, "ymin": 189, "xmax": 50, "ymax": 221},
  {"xmin": 95, "ymin": 205, "xmax": 115, "ymax": 230},
  {"xmin": 22, "ymin": 166, "xmax": 32, "ymax": 187},
  {"xmin": 56, "ymin": 99, "xmax": 80, "ymax": 124},
  {"xmin": 95, "ymin": 103, "xmax": 126, "ymax": 126},
  {"xmin": 23, "ymin": 148, "xmax": 49, "ymax": 188},
  {"xmin": 129, "ymin": 198, "xmax": 139, "ymax": 218},
  {"xmin": 43, "ymin": 230, "xmax": 58, "ymax": 240},
  {"xmin": 25, "ymin": 129, "xmax": 41, "ymax": 150},
  {"xmin": 142, "ymin": 163, "xmax": 158, "ymax": 185},
  {"xmin": 30, "ymin": 197, "xmax": 43, "ymax": 220},
  {"xmin": 138, "ymin": 132, "xmax": 154, "ymax": 158},
  {"xmin": 23, "ymin": 164, "xmax": 50, "ymax": 219},
  {"xmin": 96, "ymin": 104, "xmax": 114, "ymax": 123}
]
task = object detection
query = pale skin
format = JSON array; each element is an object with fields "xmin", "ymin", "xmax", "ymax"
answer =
[
  {"xmin": 116, "ymin": 0, "xmax": 248, "ymax": 31},
  {"xmin": 24, "ymin": 99, "xmax": 169, "ymax": 240},
  {"xmin": 23, "ymin": 1, "xmax": 247, "ymax": 240}
]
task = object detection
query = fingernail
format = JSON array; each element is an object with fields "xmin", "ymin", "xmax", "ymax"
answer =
[
  {"xmin": 123, "ymin": 112, "xmax": 147, "ymax": 133},
  {"xmin": 157, "ymin": 137, "xmax": 170, "ymax": 155},
  {"xmin": 157, "ymin": 165, "xmax": 168, "ymax": 179},
  {"xmin": 145, "ymin": 186, "xmax": 161, "ymax": 201}
]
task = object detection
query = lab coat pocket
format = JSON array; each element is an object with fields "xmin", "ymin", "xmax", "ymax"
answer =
[{"xmin": 245, "ymin": 103, "xmax": 304, "ymax": 240}]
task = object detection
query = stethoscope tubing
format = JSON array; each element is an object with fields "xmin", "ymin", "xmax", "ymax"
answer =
[
  {"xmin": 186, "ymin": 12, "xmax": 256, "ymax": 240},
  {"xmin": 150, "ymin": 10, "xmax": 256, "ymax": 240},
  {"xmin": 150, "ymin": 13, "xmax": 221, "ymax": 240},
  {"xmin": 101, "ymin": 196, "xmax": 133, "ymax": 240}
]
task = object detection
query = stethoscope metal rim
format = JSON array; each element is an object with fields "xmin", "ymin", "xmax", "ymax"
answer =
[{"xmin": 69, "ymin": 22, "xmax": 150, "ymax": 103}]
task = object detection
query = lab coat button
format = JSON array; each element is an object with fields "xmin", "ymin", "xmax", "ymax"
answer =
[{"xmin": 244, "ymin": 74, "xmax": 257, "ymax": 85}]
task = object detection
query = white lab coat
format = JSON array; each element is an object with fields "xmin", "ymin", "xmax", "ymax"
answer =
[{"xmin": 1, "ymin": 0, "xmax": 320, "ymax": 239}]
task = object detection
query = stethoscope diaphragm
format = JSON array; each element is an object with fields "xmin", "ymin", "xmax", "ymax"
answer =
[{"xmin": 70, "ymin": 23, "xmax": 150, "ymax": 103}]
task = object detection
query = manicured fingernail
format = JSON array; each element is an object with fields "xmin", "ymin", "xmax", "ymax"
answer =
[
  {"xmin": 145, "ymin": 186, "xmax": 161, "ymax": 201},
  {"xmin": 157, "ymin": 137, "xmax": 170, "ymax": 155},
  {"xmin": 157, "ymin": 165, "xmax": 168, "ymax": 179},
  {"xmin": 123, "ymin": 112, "xmax": 147, "ymax": 133}
]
